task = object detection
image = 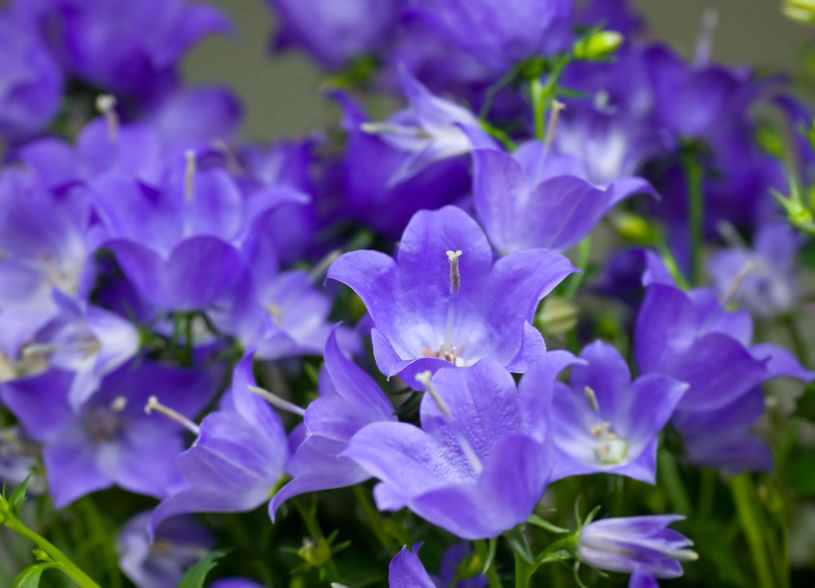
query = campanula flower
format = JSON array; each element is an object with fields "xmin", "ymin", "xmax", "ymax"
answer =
[
  {"xmin": 343, "ymin": 353, "xmax": 577, "ymax": 539},
  {"xmin": 117, "ymin": 511, "xmax": 212, "ymax": 588},
  {"xmin": 1, "ymin": 361, "xmax": 212, "ymax": 508},
  {"xmin": 578, "ymin": 515, "xmax": 697, "ymax": 578},
  {"xmin": 269, "ymin": 329, "xmax": 396, "ymax": 517},
  {"xmin": 328, "ymin": 205, "xmax": 574, "ymax": 383},
  {"xmin": 552, "ymin": 340, "xmax": 686, "ymax": 483}
]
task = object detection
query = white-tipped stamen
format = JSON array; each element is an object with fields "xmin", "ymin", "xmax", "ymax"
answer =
[
  {"xmin": 584, "ymin": 385, "xmax": 600, "ymax": 412},
  {"xmin": 694, "ymin": 8, "xmax": 718, "ymax": 65},
  {"xmin": 721, "ymin": 260, "xmax": 755, "ymax": 307},
  {"xmin": 415, "ymin": 371, "xmax": 482, "ymax": 475},
  {"xmin": 184, "ymin": 149, "xmax": 197, "ymax": 202},
  {"xmin": 360, "ymin": 122, "xmax": 430, "ymax": 139},
  {"xmin": 145, "ymin": 396, "xmax": 200, "ymax": 435},
  {"xmin": 308, "ymin": 249, "xmax": 342, "ymax": 284},
  {"xmin": 110, "ymin": 396, "xmax": 127, "ymax": 412},
  {"xmin": 543, "ymin": 99, "xmax": 566, "ymax": 151},
  {"xmin": 248, "ymin": 384, "xmax": 307, "ymax": 417},
  {"xmin": 415, "ymin": 371, "xmax": 450, "ymax": 417},
  {"xmin": 446, "ymin": 250, "xmax": 463, "ymax": 297},
  {"xmin": 95, "ymin": 94, "xmax": 119, "ymax": 143}
]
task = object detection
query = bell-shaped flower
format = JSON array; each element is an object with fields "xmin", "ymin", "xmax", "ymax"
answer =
[
  {"xmin": 269, "ymin": 329, "xmax": 396, "ymax": 517},
  {"xmin": 328, "ymin": 205, "xmax": 574, "ymax": 383},
  {"xmin": 360, "ymin": 67, "xmax": 493, "ymax": 185},
  {"xmin": 406, "ymin": 0, "xmax": 573, "ymax": 74},
  {"xmin": 388, "ymin": 544, "xmax": 485, "ymax": 588},
  {"xmin": 149, "ymin": 355, "xmax": 288, "ymax": 533},
  {"xmin": 578, "ymin": 515, "xmax": 697, "ymax": 579},
  {"xmin": 552, "ymin": 340, "xmax": 686, "ymax": 483},
  {"xmin": 342, "ymin": 353, "xmax": 577, "ymax": 539},
  {"xmin": 635, "ymin": 263, "xmax": 815, "ymax": 413},
  {"xmin": 117, "ymin": 511, "xmax": 212, "ymax": 588},
  {"xmin": 268, "ymin": 0, "xmax": 401, "ymax": 70},
  {"xmin": 708, "ymin": 222, "xmax": 801, "ymax": 318},
  {"xmin": 472, "ymin": 140, "xmax": 655, "ymax": 254},
  {"xmin": 1, "ymin": 361, "xmax": 212, "ymax": 508}
]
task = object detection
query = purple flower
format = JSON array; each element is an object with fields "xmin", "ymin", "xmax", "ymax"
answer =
[
  {"xmin": 343, "ymin": 353, "xmax": 576, "ymax": 539},
  {"xmin": 149, "ymin": 355, "xmax": 288, "ymax": 532},
  {"xmin": 1, "ymin": 361, "xmax": 212, "ymax": 508},
  {"xmin": 0, "ymin": 12, "xmax": 63, "ymax": 141},
  {"xmin": 117, "ymin": 511, "xmax": 212, "ymax": 588},
  {"xmin": 708, "ymin": 222, "xmax": 801, "ymax": 317},
  {"xmin": 472, "ymin": 141, "xmax": 655, "ymax": 253},
  {"xmin": 209, "ymin": 580, "xmax": 265, "ymax": 588},
  {"xmin": 269, "ymin": 329, "xmax": 396, "ymax": 517},
  {"xmin": 672, "ymin": 387, "xmax": 772, "ymax": 473},
  {"xmin": 360, "ymin": 67, "xmax": 493, "ymax": 185},
  {"xmin": 334, "ymin": 91, "xmax": 471, "ymax": 238},
  {"xmin": 552, "ymin": 340, "xmax": 686, "ymax": 483},
  {"xmin": 388, "ymin": 546, "xmax": 435, "ymax": 588},
  {"xmin": 19, "ymin": 0, "xmax": 231, "ymax": 98},
  {"xmin": 635, "ymin": 275, "xmax": 814, "ymax": 413},
  {"xmin": 406, "ymin": 0, "xmax": 573, "ymax": 74},
  {"xmin": 578, "ymin": 515, "xmax": 697, "ymax": 578},
  {"xmin": 328, "ymin": 206, "xmax": 574, "ymax": 382},
  {"xmin": 0, "ymin": 171, "xmax": 93, "ymax": 357},
  {"xmin": 268, "ymin": 0, "xmax": 401, "ymax": 69},
  {"xmin": 387, "ymin": 543, "xmax": 486, "ymax": 586}
]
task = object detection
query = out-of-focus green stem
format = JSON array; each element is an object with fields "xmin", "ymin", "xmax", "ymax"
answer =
[
  {"xmin": 2, "ymin": 516, "xmax": 101, "ymax": 588},
  {"xmin": 658, "ymin": 450, "xmax": 691, "ymax": 515},
  {"xmin": 529, "ymin": 78, "xmax": 546, "ymax": 140},
  {"xmin": 729, "ymin": 474, "xmax": 775, "ymax": 588},
  {"xmin": 681, "ymin": 151, "xmax": 704, "ymax": 286},
  {"xmin": 564, "ymin": 236, "xmax": 592, "ymax": 299},
  {"xmin": 352, "ymin": 485, "xmax": 391, "ymax": 549}
]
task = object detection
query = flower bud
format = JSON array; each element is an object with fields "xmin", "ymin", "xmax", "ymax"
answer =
[
  {"xmin": 784, "ymin": 0, "xmax": 815, "ymax": 23},
  {"xmin": 535, "ymin": 296, "xmax": 578, "ymax": 335},
  {"xmin": 297, "ymin": 537, "xmax": 332, "ymax": 567},
  {"xmin": 573, "ymin": 31, "xmax": 624, "ymax": 60}
]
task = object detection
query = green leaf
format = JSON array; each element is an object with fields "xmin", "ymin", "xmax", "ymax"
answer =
[
  {"xmin": 12, "ymin": 562, "xmax": 60, "ymax": 588},
  {"xmin": 527, "ymin": 514, "xmax": 570, "ymax": 534},
  {"xmin": 9, "ymin": 476, "xmax": 30, "ymax": 516},
  {"xmin": 178, "ymin": 550, "xmax": 227, "ymax": 588}
]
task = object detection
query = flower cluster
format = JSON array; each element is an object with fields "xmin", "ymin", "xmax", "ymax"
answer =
[{"xmin": 0, "ymin": 0, "xmax": 813, "ymax": 587}]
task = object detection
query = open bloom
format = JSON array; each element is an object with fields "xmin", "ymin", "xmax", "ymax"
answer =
[
  {"xmin": 551, "ymin": 340, "xmax": 686, "ymax": 483},
  {"xmin": 578, "ymin": 515, "xmax": 697, "ymax": 578},
  {"xmin": 471, "ymin": 141, "xmax": 655, "ymax": 254},
  {"xmin": 149, "ymin": 355, "xmax": 288, "ymax": 533},
  {"xmin": 343, "ymin": 353, "xmax": 577, "ymax": 539},
  {"xmin": 268, "ymin": 329, "xmax": 396, "ymax": 517},
  {"xmin": 328, "ymin": 205, "xmax": 574, "ymax": 383},
  {"xmin": 388, "ymin": 544, "xmax": 485, "ymax": 588},
  {"xmin": 360, "ymin": 67, "xmax": 493, "ymax": 185},
  {"xmin": 1, "ymin": 361, "xmax": 211, "ymax": 508}
]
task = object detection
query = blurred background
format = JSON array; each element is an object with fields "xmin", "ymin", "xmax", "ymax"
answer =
[{"xmin": 184, "ymin": 0, "xmax": 814, "ymax": 141}]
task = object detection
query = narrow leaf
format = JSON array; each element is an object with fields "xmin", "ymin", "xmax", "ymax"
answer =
[
  {"xmin": 178, "ymin": 549, "xmax": 227, "ymax": 588},
  {"xmin": 12, "ymin": 562, "xmax": 60, "ymax": 588}
]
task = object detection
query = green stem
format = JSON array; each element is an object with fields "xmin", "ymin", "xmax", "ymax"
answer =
[
  {"xmin": 2, "ymin": 517, "xmax": 101, "ymax": 588},
  {"xmin": 564, "ymin": 236, "xmax": 592, "ymax": 299},
  {"xmin": 529, "ymin": 78, "xmax": 545, "ymax": 140},
  {"xmin": 729, "ymin": 474, "xmax": 775, "ymax": 588},
  {"xmin": 512, "ymin": 547, "xmax": 532, "ymax": 588},
  {"xmin": 782, "ymin": 314, "xmax": 809, "ymax": 367},
  {"xmin": 352, "ymin": 485, "xmax": 391, "ymax": 549},
  {"xmin": 681, "ymin": 151, "xmax": 705, "ymax": 286},
  {"xmin": 292, "ymin": 497, "xmax": 340, "ymax": 580},
  {"xmin": 658, "ymin": 450, "xmax": 691, "ymax": 515}
]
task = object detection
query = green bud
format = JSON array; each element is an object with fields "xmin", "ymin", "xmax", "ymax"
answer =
[
  {"xmin": 784, "ymin": 0, "xmax": 815, "ymax": 23},
  {"xmin": 457, "ymin": 553, "xmax": 484, "ymax": 579},
  {"xmin": 535, "ymin": 296, "xmax": 578, "ymax": 335},
  {"xmin": 611, "ymin": 212, "xmax": 655, "ymax": 243},
  {"xmin": 297, "ymin": 538, "xmax": 332, "ymax": 568},
  {"xmin": 573, "ymin": 30, "xmax": 624, "ymax": 60}
]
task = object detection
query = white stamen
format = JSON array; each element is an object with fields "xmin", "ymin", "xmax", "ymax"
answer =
[
  {"xmin": 584, "ymin": 385, "xmax": 600, "ymax": 412},
  {"xmin": 184, "ymin": 150, "xmax": 197, "ymax": 202},
  {"xmin": 446, "ymin": 250, "xmax": 463, "ymax": 296},
  {"xmin": 308, "ymin": 249, "xmax": 342, "ymax": 284},
  {"xmin": 721, "ymin": 260, "xmax": 755, "ymax": 307},
  {"xmin": 415, "ymin": 371, "xmax": 450, "ymax": 417},
  {"xmin": 694, "ymin": 9, "xmax": 718, "ymax": 65},
  {"xmin": 248, "ymin": 384, "xmax": 307, "ymax": 417},
  {"xmin": 95, "ymin": 94, "xmax": 119, "ymax": 143},
  {"xmin": 543, "ymin": 100, "xmax": 566, "ymax": 151},
  {"xmin": 110, "ymin": 396, "xmax": 127, "ymax": 412},
  {"xmin": 145, "ymin": 396, "xmax": 200, "ymax": 435},
  {"xmin": 415, "ymin": 371, "xmax": 482, "ymax": 475}
]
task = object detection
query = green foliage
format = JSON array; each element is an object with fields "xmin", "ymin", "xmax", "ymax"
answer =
[{"xmin": 178, "ymin": 550, "xmax": 228, "ymax": 588}]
